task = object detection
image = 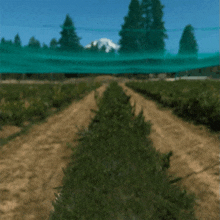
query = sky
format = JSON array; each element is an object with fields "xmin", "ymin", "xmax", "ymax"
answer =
[{"xmin": 0, "ymin": 0, "xmax": 219, "ymax": 56}]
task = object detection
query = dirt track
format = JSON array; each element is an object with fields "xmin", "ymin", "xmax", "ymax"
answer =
[
  {"xmin": 119, "ymin": 82, "xmax": 219, "ymax": 220},
  {"xmin": 0, "ymin": 82, "xmax": 108, "ymax": 220},
  {"xmin": 0, "ymin": 76, "xmax": 219, "ymax": 219}
]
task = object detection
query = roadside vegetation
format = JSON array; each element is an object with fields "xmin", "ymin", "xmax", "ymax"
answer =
[
  {"xmin": 49, "ymin": 81, "xmax": 198, "ymax": 220},
  {"xmin": 0, "ymin": 80, "xmax": 102, "ymax": 147},
  {"xmin": 126, "ymin": 79, "xmax": 220, "ymax": 133}
]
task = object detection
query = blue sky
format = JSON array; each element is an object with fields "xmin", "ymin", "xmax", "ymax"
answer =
[{"xmin": 1, "ymin": 0, "xmax": 219, "ymax": 56}]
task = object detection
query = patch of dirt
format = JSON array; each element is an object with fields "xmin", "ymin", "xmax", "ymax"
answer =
[
  {"xmin": 0, "ymin": 125, "xmax": 21, "ymax": 139},
  {"xmin": 120, "ymin": 82, "xmax": 219, "ymax": 220},
  {"xmin": 0, "ymin": 76, "xmax": 219, "ymax": 219}
]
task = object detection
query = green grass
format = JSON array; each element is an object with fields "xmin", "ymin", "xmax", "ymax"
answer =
[
  {"xmin": 49, "ymin": 81, "xmax": 198, "ymax": 220},
  {"xmin": 125, "ymin": 79, "xmax": 220, "ymax": 133}
]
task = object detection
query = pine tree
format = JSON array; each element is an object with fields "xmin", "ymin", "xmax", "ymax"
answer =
[
  {"xmin": 100, "ymin": 44, "xmax": 107, "ymax": 53},
  {"xmin": 42, "ymin": 43, "xmax": 49, "ymax": 50},
  {"xmin": 1, "ymin": 39, "xmax": 13, "ymax": 46},
  {"xmin": 84, "ymin": 41, "xmax": 108, "ymax": 54},
  {"xmin": 138, "ymin": 0, "xmax": 168, "ymax": 65},
  {"xmin": 0, "ymin": 38, "xmax": 14, "ymax": 53},
  {"xmin": 89, "ymin": 41, "xmax": 100, "ymax": 53},
  {"xmin": 178, "ymin": 24, "xmax": 198, "ymax": 61},
  {"xmin": 149, "ymin": 0, "xmax": 168, "ymax": 59},
  {"xmin": 7, "ymin": 40, "xmax": 13, "ymax": 45},
  {"xmin": 57, "ymin": 14, "xmax": 84, "ymax": 54},
  {"xmin": 1, "ymin": 37, "xmax": 6, "ymax": 45},
  {"xmin": 138, "ymin": 0, "xmax": 153, "ymax": 54},
  {"xmin": 28, "ymin": 36, "xmax": 41, "ymax": 49},
  {"xmin": 109, "ymin": 48, "xmax": 116, "ymax": 54},
  {"xmin": 14, "ymin": 33, "xmax": 22, "ymax": 47},
  {"xmin": 50, "ymin": 38, "xmax": 58, "ymax": 50},
  {"xmin": 118, "ymin": 0, "xmax": 143, "ymax": 55},
  {"xmin": 41, "ymin": 43, "xmax": 50, "ymax": 54}
]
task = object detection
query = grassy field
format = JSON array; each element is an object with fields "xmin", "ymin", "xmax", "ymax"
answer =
[{"xmin": 49, "ymin": 81, "xmax": 198, "ymax": 220}]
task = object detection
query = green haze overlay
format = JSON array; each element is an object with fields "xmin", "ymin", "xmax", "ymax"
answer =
[{"xmin": 1, "ymin": 27, "xmax": 219, "ymax": 75}]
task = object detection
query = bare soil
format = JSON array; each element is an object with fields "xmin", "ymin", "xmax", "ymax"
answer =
[{"xmin": 0, "ymin": 76, "xmax": 219, "ymax": 219}]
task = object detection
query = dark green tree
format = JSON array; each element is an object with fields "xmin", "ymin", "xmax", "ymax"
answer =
[
  {"xmin": 177, "ymin": 24, "xmax": 198, "ymax": 60},
  {"xmin": 1, "ymin": 38, "xmax": 13, "ymax": 46},
  {"xmin": 42, "ymin": 42, "xmax": 49, "ymax": 50},
  {"xmin": 109, "ymin": 48, "xmax": 116, "ymax": 54},
  {"xmin": 85, "ymin": 41, "xmax": 100, "ymax": 53},
  {"xmin": 50, "ymin": 38, "xmax": 58, "ymax": 49},
  {"xmin": 41, "ymin": 43, "xmax": 50, "ymax": 54},
  {"xmin": 57, "ymin": 14, "xmax": 84, "ymax": 53},
  {"xmin": 148, "ymin": 0, "xmax": 168, "ymax": 58},
  {"xmin": 0, "ymin": 38, "xmax": 14, "ymax": 53},
  {"xmin": 138, "ymin": 0, "xmax": 153, "ymax": 54},
  {"xmin": 6, "ymin": 39, "xmax": 13, "ymax": 45},
  {"xmin": 138, "ymin": 0, "xmax": 168, "ymax": 65},
  {"xmin": 1, "ymin": 37, "xmax": 6, "ymax": 45},
  {"xmin": 28, "ymin": 36, "xmax": 41, "ymax": 49},
  {"xmin": 14, "ymin": 33, "xmax": 22, "ymax": 47},
  {"xmin": 118, "ymin": 0, "xmax": 143, "ymax": 55},
  {"xmin": 50, "ymin": 38, "xmax": 59, "ymax": 54},
  {"xmin": 100, "ymin": 44, "xmax": 107, "ymax": 53}
]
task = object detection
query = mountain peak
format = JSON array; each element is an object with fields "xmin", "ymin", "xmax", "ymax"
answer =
[{"xmin": 85, "ymin": 38, "xmax": 120, "ymax": 53}]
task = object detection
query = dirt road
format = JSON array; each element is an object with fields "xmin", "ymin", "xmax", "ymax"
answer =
[
  {"xmin": 119, "ymin": 82, "xmax": 219, "ymax": 220},
  {"xmin": 0, "ymin": 76, "xmax": 219, "ymax": 219},
  {"xmin": 0, "ymin": 82, "xmax": 108, "ymax": 220}
]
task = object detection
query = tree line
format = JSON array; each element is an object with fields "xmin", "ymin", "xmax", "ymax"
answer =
[{"xmin": 1, "ymin": 0, "xmax": 199, "ymax": 61}]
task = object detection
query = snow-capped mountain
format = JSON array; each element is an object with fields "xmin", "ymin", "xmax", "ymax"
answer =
[{"xmin": 84, "ymin": 38, "xmax": 120, "ymax": 53}]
